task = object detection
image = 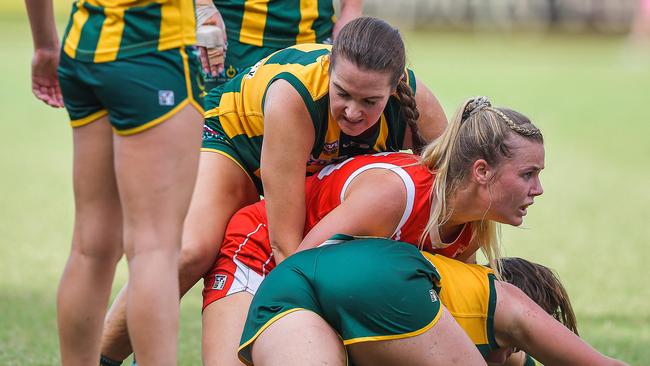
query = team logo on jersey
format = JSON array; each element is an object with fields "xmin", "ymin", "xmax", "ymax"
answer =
[
  {"xmin": 213, "ymin": 274, "xmax": 228, "ymax": 290},
  {"xmin": 158, "ymin": 90, "xmax": 175, "ymax": 106},
  {"xmin": 245, "ymin": 60, "xmax": 262, "ymax": 79},
  {"xmin": 429, "ymin": 289, "xmax": 439, "ymax": 303},
  {"xmin": 323, "ymin": 140, "xmax": 339, "ymax": 154}
]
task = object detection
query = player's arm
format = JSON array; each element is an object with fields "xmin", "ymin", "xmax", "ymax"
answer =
[
  {"xmin": 262, "ymin": 80, "xmax": 315, "ymax": 264},
  {"xmin": 25, "ymin": 0, "xmax": 64, "ymax": 107},
  {"xmin": 333, "ymin": 0, "xmax": 363, "ymax": 39},
  {"xmin": 494, "ymin": 281, "xmax": 627, "ymax": 366},
  {"xmin": 413, "ymin": 79, "xmax": 447, "ymax": 142},
  {"xmin": 297, "ymin": 169, "xmax": 406, "ymax": 251}
]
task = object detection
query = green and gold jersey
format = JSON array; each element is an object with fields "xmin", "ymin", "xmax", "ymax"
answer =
[
  {"xmin": 203, "ymin": 43, "xmax": 417, "ymax": 179},
  {"xmin": 214, "ymin": 0, "xmax": 335, "ymax": 48},
  {"xmin": 61, "ymin": 0, "xmax": 197, "ymax": 63},
  {"xmin": 422, "ymin": 252, "xmax": 499, "ymax": 358}
]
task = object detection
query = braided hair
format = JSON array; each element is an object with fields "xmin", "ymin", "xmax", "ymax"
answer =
[{"xmin": 396, "ymin": 77, "xmax": 424, "ymax": 153}]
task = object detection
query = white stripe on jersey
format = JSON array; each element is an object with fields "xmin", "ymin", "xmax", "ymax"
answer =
[
  {"xmin": 339, "ymin": 163, "xmax": 416, "ymax": 240},
  {"xmin": 233, "ymin": 222, "xmax": 265, "ymax": 262}
]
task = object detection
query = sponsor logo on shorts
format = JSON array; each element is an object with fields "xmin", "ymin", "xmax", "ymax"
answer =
[
  {"xmin": 202, "ymin": 125, "xmax": 226, "ymax": 141},
  {"xmin": 213, "ymin": 274, "xmax": 228, "ymax": 290},
  {"xmin": 158, "ymin": 90, "xmax": 175, "ymax": 106},
  {"xmin": 429, "ymin": 289, "xmax": 439, "ymax": 303}
]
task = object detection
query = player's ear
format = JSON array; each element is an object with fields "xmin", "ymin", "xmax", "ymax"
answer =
[{"xmin": 471, "ymin": 159, "xmax": 491, "ymax": 185}]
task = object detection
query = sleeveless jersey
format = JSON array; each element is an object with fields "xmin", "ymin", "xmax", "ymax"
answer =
[
  {"xmin": 203, "ymin": 43, "xmax": 417, "ymax": 177},
  {"xmin": 61, "ymin": 0, "xmax": 197, "ymax": 63},
  {"xmin": 214, "ymin": 0, "xmax": 335, "ymax": 48},
  {"xmin": 307, "ymin": 152, "xmax": 472, "ymax": 255},
  {"xmin": 221, "ymin": 153, "xmax": 473, "ymax": 274}
]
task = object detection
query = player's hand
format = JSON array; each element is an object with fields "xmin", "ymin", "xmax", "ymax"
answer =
[
  {"xmin": 197, "ymin": 10, "xmax": 228, "ymax": 77},
  {"xmin": 31, "ymin": 48, "xmax": 64, "ymax": 108}
]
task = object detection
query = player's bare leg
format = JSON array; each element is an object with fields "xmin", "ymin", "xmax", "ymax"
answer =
[
  {"xmin": 114, "ymin": 104, "xmax": 202, "ymax": 365},
  {"xmin": 58, "ymin": 116, "xmax": 123, "ymax": 366},
  {"xmin": 347, "ymin": 308, "xmax": 486, "ymax": 366},
  {"xmin": 202, "ymin": 292, "xmax": 253, "ymax": 366},
  {"xmin": 251, "ymin": 310, "xmax": 347, "ymax": 366},
  {"xmin": 100, "ymin": 151, "xmax": 258, "ymax": 362}
]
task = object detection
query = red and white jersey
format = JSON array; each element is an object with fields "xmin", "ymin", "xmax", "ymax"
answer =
[
  {"xmin": 305, "ymin": 152, "xmax": 434, "ymax": 246},
  {"xmin": 305, "ymin": 152, "xmax": 472, "ymax": 256}
]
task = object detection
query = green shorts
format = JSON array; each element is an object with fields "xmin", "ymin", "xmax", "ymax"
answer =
[
  {"xmin": 58, "ymin": 46, "xmax": 203, "ymax": 135},
  {"xmin": 201, "ymin": 85, "xmax": 263, "ymax": 193},
  {"xmin": 201, "ymin": 38, "xmax": 281, "ymax": 92},
  {"xmin": 237, "ymin": 236, "xmax": 442, "ymax": 365}
]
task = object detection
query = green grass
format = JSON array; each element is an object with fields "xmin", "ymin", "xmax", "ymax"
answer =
[{"xmin": 2, "ymin": 9, "xmax": 649, "ymax": 365}]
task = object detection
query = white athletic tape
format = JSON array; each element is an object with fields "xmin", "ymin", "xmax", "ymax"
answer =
[
  {"xmin": 195, "ymin": 0, "xmax": 225, "ymax": 66},
  {"xmin": 195, "ymin": 0, "xmax": 218, "ymax": 27},
  {"xmin": 197, "ymin": 25, "xmax": 223, "ymax": 48}
]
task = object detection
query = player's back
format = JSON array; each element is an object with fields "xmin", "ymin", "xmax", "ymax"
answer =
[{"xmin": 303, "ymin": 152, "xmax": 434, "ymax": 244}]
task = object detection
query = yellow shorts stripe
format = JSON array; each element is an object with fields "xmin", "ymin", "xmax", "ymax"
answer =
[
  {"xmin": 70, "ymin": 109, "xmax": 109, "ymax": 128},
  {"xmin": 200, "ymin": 148, "xmax": 255, "ymax": 186},
  {"xmin": 342, "ymin": 305, "xmax": 443, "ymax": 345},
  {"xmin": 237, "ymin": 307, "xmax": 308, "ymax": 366},
  {"xmin": 115, "ymin": 99, "xmax": 189, "ymax": 136}
]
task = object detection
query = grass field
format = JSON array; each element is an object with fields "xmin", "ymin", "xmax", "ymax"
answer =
[{"xmin": 1, "ymin": 6, "xmax": 650, "ymax": 365}]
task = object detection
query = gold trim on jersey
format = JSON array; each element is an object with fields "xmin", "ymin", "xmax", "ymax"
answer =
[
  {"xmin": 239, "ymin": 0, "xmax": 270, "ymax": 47},
  {"xmin": 63, "ymin": 0, "xmax": 90, "ymax": 58},
  {"xmin": 219, "ymin": 112, "xmax": 265, "ymax": 139},
  {"xmin": 159, "ymin": 1, "xmax": 181, "ymax": 51},
  {"xmin": 159, "ymin": 0, "xmax": 197, "ymax": 51},
  {"xmin": 296, "ymin": 0, "xmax": 317, "ymax": 44},
  {"xmin": 372, "ymin": 115, "xmax": 389, "ymax": 152},
  {"xmin": 93, "ymin": 7, "xmax": 126, "ymax": 62},
  {"xmin": 204, "ymin": 107, "xmax": 220, "ymax": 119}
]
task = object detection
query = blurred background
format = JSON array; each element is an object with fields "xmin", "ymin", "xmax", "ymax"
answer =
[
  {"xmin": 367, "ymin": 0, "xmax": 638, "ymax": 33},
  {"xmin": 1, "ymin": 0, "xmax": 649, "ymax": 364}
]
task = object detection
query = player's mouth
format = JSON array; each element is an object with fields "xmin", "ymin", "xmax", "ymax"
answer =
[
  {"xmin": 342, "ymin": 116, "xmax": 364, "ymax": 125},
  {"xmin": 518, "ymin": 202, "xmax": 533, "ymax": 216}
]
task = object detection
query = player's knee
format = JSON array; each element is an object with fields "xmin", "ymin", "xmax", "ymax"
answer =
[
  {"xmin": 69, "ymin": 238, "xmax": 122, "ymax": 266},
  {"xmin": 179, "ymin": 238, "xmax": 218, "ymax": 278}
]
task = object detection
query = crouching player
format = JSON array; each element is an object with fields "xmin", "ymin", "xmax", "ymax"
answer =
[{"xmin": 237, "ymin": 236, "xmax": 627, "ymax": 366}]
